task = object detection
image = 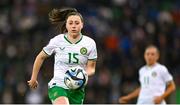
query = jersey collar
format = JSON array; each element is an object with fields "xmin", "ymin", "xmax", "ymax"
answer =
[
  {"xmin": 146, "ymin": 63, "xmax": 158, "ymax": 69},
  {"xmin": 64, "ymin": 33, "xmax": 83, "ymax": 44}
]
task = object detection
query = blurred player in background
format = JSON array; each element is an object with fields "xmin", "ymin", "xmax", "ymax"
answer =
[
  {"xmin": 27, "ymin": 8, "xmax": 97, "ymax": 104},
  {"xmin": 119, "ymin": 45, "xmax": 176, "ymax": 104}
]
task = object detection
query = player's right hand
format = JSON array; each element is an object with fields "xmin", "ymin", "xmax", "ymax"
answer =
[
  {"xmin": 119, "ymin": 96, "xmax": 129, "ymax": 104},
  {"xmin": 27, "ymin": 79, "xmax": 38, "ymax": 89}
]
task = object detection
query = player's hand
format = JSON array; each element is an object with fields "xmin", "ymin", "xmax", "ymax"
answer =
[
  {"xmin": 154, "ymin": 96, "xmax": 163, "ymax": 104},
  {"xmin": 27, "ymin": 79, "xmax": 38, "ymax": 89},
  {"xmin": 119, "ymin": 96, "xmax": 129, "ymax": 104}
]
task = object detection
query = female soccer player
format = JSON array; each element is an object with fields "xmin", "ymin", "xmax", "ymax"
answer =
[
  {"xmin": 119, "ymin": 45, "xmax": 176, "ymax": 104},
  {"xmin": 27, "ymin": 8, "xmax": 97, "ymax": 104}
]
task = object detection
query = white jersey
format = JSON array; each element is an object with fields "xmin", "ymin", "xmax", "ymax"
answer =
[
  {"xmin": 137, "ymin": 63, "xmax": 173, "ymax": 104},
  {"xmin": 43, "ymin": 33, "xmax": 97, "ymax": 89}
]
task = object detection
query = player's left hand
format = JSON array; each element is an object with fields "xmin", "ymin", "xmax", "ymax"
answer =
[{"xmin": 153, "ymin": 96, "xmax": 163, "ymax": 104}]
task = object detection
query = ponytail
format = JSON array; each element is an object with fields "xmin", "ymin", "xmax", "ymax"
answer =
[{"xmin": 48, "ymin": 8, "xmax": 83, "ymax": 34}]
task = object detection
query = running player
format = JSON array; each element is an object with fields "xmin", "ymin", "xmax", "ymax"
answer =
[
  {"xmin": 119, "ymin": 45, "xmax": 176, "ymax": 104},
  {"xmin": 28, "ymin": 8, "xmax": 97, "ymax": 104}
]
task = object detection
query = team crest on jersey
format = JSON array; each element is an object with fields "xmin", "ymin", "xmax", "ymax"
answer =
[
  {"xmin": 152, "ymin": 71, "xmax": 157, "ymax": 77},
  {"xmin": 80, "ymin": 47, "xmax": 87, "ymax": 55},
  {"xmin": 54, "ymin": 91, "xmax": 58, "ymax": 97}
]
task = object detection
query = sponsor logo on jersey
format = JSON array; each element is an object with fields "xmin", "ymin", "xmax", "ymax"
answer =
[
  {"xmin": 152, "ymin": 71, "xmax": 157, "ymax": 77},
  {"xmin": 59, "ymin": 47, "xmax": 65, "ymax": 50},
  {"xmin": 80, "ymin": 47, "xmax": 87, "ymax": 55}
]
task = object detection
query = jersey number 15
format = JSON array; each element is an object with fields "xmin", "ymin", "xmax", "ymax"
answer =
[{"xmin": 68, "ymin": 53, "xmax": 79, "ymax": 64}]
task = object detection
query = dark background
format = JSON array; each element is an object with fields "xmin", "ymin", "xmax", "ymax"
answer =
[{"xmin": 0, "ymin": 0, "xmax": 180, "ymax": 104}]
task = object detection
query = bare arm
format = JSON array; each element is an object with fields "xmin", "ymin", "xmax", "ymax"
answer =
[
  {"xmin": 154, "ymin": 80, "xmax": 176, "ymax": 104},
  {"xmin": 28, "ymin": 50, "xmax": 49, "ymax": 89},
  {"xmin": 86, "ymin": 60, "xmax": 96, "ymax": 76},
  {"xmin": 162, "ymin": 81, "xmax": 176, "ymax": 99},
  {"xmin": 119, "ymin": 87, "xmax": 141, "ymax": 103}
]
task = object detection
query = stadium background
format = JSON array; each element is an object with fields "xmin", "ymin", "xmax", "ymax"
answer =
[{"xmin": 0, "ymin": 0, "xmax": 180, "ymax": 104}]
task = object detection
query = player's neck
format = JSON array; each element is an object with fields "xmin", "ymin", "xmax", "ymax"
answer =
[
  {"xmin": 66, "ymin": 33, "xmax": 82, "ymax": 44},
  {"xmin": 146, "ymin": 62, "xmax": 157, "ymax": 67}
]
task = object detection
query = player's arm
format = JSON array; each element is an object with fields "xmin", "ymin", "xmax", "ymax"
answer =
[
  {"xmin": 162, "ymin": 80, "xmax": 176, "ymax": 99},
  {"xmin": 119, "ymin": 87, "xmax": 141, "ymax": 103},
  {"xmin": 154, "ymin": 80, "xmax": 176, "ymax": 104},
  {"xmin": 86, "ymin": 60, "xmax": 96, "ymax": 76},
  {"xmin": 27, "ymin": 50, "xmax": 49, "ymax": 89}
]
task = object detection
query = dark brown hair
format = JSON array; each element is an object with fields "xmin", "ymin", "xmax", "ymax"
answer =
[
  {"xmin": 145, "ymin": 44, "xmax": 160, "ymax": 54},
  {"xmin": 48, "ymin": 8, "xmax": 84, "ymax": 33}
]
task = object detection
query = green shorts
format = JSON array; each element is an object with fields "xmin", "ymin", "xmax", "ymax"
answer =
[{"xmin": 48, "ymin": 86, "xmax": 85, "ymax": 104}]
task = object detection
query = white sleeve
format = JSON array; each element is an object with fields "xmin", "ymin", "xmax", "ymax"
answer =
[
  {"xmin": 88, "ymin": 40, "xmax": 97, "ymax": 60},
  {"xmin": 138, "ymin": 70, "xmax": 141, "ymax": 82},
  {"xmin": 161, "ymin": 66, "xmax": 173, "ymax": 83},
  {"xmin": 138, "ymin": 68, "xmax": 143, "ymax": 82},
  {"xmin": 43, "ymin": 38, "xmax": 56, "ymax": 56}
]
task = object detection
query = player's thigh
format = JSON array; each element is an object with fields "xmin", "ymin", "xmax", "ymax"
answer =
[
  {"xmin": 68, "ymin": 89, "xmax": 85, "ymax": 104},
  {"xmin": 48, "ymin": 86, "xmax": 68, "ymax": 102},
  {"xmin": 54, "ymin": 96, "xmax": 69, "ymax": 104}
]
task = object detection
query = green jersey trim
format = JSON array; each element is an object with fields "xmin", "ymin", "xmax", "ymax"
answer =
[
  {"xmin": 64, "ymin": 34, "xmax": 83, "ymax": 44},
  {"xmin": 64, "ymin": 35, "xmax": 72, "ymax": 44},
  {"xmin": 42, "ymin": 49, "xmax": 50, "ymax": 56},
  {"xmin": 75, "ymin": 34, "xmax": 83, "ymax": 44}
]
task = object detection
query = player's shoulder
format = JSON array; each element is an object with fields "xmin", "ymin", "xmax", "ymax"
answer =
[
  {"xmin": 139, "ymin": 65, "xmax": 146, "ymax": 72},
  {"xmin": 155, "ymin": 63, "xmax": 168, "ymax": 71},
  {"xmin": 82, "ymin": 35, "xmax": 96, "ymax": 44},
  {"xmin": 155, "ymin": 63, "xmax": 167, "ymax": 69},
  {"xmin": 51, "ymin": 34, "xmax": 64, "ymax": 40},
  {"xmin": 49, "ymin": 34, "xmax": 64, "ymax": 42}
]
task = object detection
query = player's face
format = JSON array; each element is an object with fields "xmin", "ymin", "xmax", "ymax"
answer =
[
  {"xmin": 144, "ymin": 47, "xmax": 159, "ymax": 66},
  {"xmin": 66, "ymin": 15, "xmax": 83, "ymax": 37}
]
